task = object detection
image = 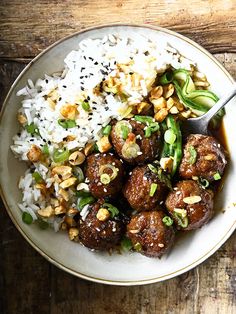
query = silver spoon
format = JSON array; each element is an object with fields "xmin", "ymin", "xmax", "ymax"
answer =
[{"xmin": 182, "ymin": 83, "xmax": 236, "ymax": 136}]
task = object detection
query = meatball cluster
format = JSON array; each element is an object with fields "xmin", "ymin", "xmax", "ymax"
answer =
[{"xmin": 77, "ymin": 124, "xmax": 227, "ymax": 258}]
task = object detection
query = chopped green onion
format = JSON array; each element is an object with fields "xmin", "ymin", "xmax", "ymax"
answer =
[
  {"xmin": 213, "ymin": 172, "xmax": 221, "ymax": 180},
  {"xmin": 134, "ymin": 115, "xmax": 154, "ymax": 124},
  {"xmin": 159, "ymin": 71, "xmax": 173, "ymax": 85},
  {"xmin": 147, "ymin": 163, "xmax": 158, "ymax": 174},
  {"xmin": 78, "ymin": 196, "xmax": 95, "ymax": 211},
  {"xmin": 81, "ymin": 101, "xmax": 90, "ymax": 111},
  {"xmin": 145, "ymin": 122, "xmax": 159, "ymax": 138},
  {"xmin": 188, "ymin": 145, "xmax": 197, "ymax": 165},
  {"xmin": 164, "ymin": 129, "xmax": 176, "ymax": 145},
  {"xmin": 22, "ymin": 212, "xmax": 33, "ymax": 225},
  {"xmin": 32, "ymin": 172, "xmax": 43, "ymax": 183},
  {"xmin": 147, "ymin": 164, "xmax": 172, "ymax": 189},
  {"xmin": 25, "ymin": 123, "xmax": 40, "ymax": 136},
  {"xmin": 76, "ymin": 190, "xmax": 91, "ymax": 198},
  {"xmin": 73, "ymin": 167, "xmax": 84, "ymax": 183},
  {"xmin": 42, "ymin": 144, "xmax": 49, "ymax": 156},
  {"xmin": 149, "ymin": 183, "xmax": 158, "ymax": 197},
  {"xmin": 120, "ymin": 237, "xmax": 133, "ymax": 251},
  {"xmin": 103, "ymin": 203, "xmax": 119, "ymax": 218},
  {"xmin": 121, "ymin": 124, "xmax": 129, "ymax": 139},
  {"xmin": 100, "ymin": 173, "xmax": 111, "ymax": 185},
  {"xmin": 38, "ymin": 219, "xmax": 49, "ymax": 230},
  {"xmin": 102, "ymin": 125, "xmax": 112, "ymax": 136},
  {"xmin": 53, "ymin": 148, "xmax": 70, "ymax": 163},
  {"xmin": 133, "ymin": 242, "xmax": 142, "ymax": 252},
  {"xmin": 162, "ymin": 216, "xmax": 173, "ymax": 226},
  {"xmin": 58, "ymin": 119, "xmax": 76, "ymax": 129},
  {"xmin": 173, "ymin": 211, "xmax": 188, "ymax": 228},
  {"xmin": 199, "ymin": 177, "xmax": 210, "ymax": 188}
]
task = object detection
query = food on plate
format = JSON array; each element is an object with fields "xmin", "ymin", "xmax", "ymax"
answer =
[
  {"xmin": 165, "ymin": 180, "xmax": 214, "ymax": 230},
  {"xmin": 11, "ymin": 33, "xmax": 227, "ymax": 258},
  {"xmin": 127, "ymin": 211, "xmax": 175, "ymax": 257},
  {"xmin": 179, "ymin": 134, "xmax": 227, "ymax": 182}
]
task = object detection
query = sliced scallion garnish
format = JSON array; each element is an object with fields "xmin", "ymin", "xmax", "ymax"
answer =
[
  {"xmin": 53, "ymin": 148, "xmax": 70, "ymax": 163},
  {"xmin": 188, "ymin": 145, "xmax": 197, "ymax": 165},
  {"xmin": 42, "ymin": 144, "xmax": 49, "ymax": 156},
  {"xmin": 164, "ymin": 129, "xmax": 176, "ymax": 145},
  {"xmin": 81, "ymin": 101, "xmax": 90, "ymax": 112},
  {"xmin": 121, "ymin": 124, "xmax": 129, "ymax": 140},
  {"xmin": 149, "ymin": 183, "xmax": 158, "ymax": 197},
  {"xmin": 133, "ymin": 242, "xmax": 142, "ymax": 252},
  {"xmin": 78, "ymin": 196, "xmax": 96, "ymax": 211},
  {"xmin": 58, "ymin": 119, "xmax": 76, "ymax": 129},
  {"xmin": 120, "ymin": 237, "xmax": 133, "ymax": 251},
  {"xmin": 162, "ymin": 216, "xmax": 173, "ymax": 226},
  {"xmin": 102, "ymin": 125, "xmax": 112, "ymax": 136},
  {"xmin": 22, "ymin": 212, "xmax": 33, "ymax": 225},
  {"xmin": 159, "ymin": 71, "xmax": 173, "ymax": 85},
  {"xmin": 213, "ymin": 172, "xmax": 221, "ymax": 180},
  {"xmin": 26, "ymin": 123, "xmax": 40, "ymax": 136},
  {"xmin": 134, "ymin": 115, "xmax": 154, "ymax": 124},
  {"xmin": 100, "ymin": 173, "xmax": 111, "ymax": 185},
  {"xmin": 103, "ymin": 203, "xmax": 119, "ymax": 218},
  {"xmin": 32, "ymin": 172, "xmax": 43, "ymax": 183}
]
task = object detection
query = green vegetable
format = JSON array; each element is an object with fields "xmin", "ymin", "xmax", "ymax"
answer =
[
  {"xmin": 133, "ymin": 242, "xmax": 142, "ymax": 252},
  {"xmin": 102, "ymin": 125, "xmax": 112, "ymax": 136},
  {"xmin": 22, "ymin": 212, "xmax": 33, "ymax": 225},
  {"xmin": 42, "ymin": 144, "xmax": 49, "ymax": 156},
  {"xmin": 213, "ymin": 172, "xmax": 221, "ymax": 180},
  {"xmin": 164, "ymin": 129, "xmax": 176, "ymax": 144},
  {"xmin": 26, "ymin": 123, "xmax": 40, "ymax": 136},
  {"xmin": 172, "ymin": 69, "xmax": 224, "ymax": 127},
  {"xmin": 81, "ymin": 101, "xmax": 90, "ymax": 111},
  {"xmin": 173, "ymin": 210, "xmax": 188, "ymax": 228},
  {"xmin": 32, "ymin": 172, "xmax": 43, "ymax": 183},
  {"xmin": 161, "ymin": 115, "xmax": 182, "ymax": 176},
  {"xmin": 159, "ymin": 71, "xmax": 173, "ymax": 85},
  {"xmin": 100, "ymin": 173, "xmax": 111, "ymax": 185},
  {"xmin": 162, "ymin": 216, "xmax": 174, "ymax": 226},
  {"xmin": 199, "ymin": 177, "xmax": 210, "ymax": 188},
  {"xmin": 120, "ymin": 237, "xmax": 133, "ymax": 251},
  {"xmin": 103, "ymin": 203, "xmax": 119, "ymax": 218},
  {"xmin": 76, "ymin": 190, "xmax": 91, "ymax": 198},
  {"xmin": 134, "ymin": 115, "xmax": 154, "ymax": 124},
  {"xmin": 149, "ymin": 183, "xmax": 157, "ymax": 197},
  {"xmin": 121, "ymin": 124, "xmax": 129, "ymax": 139},
  {"xmin": 53, "ymin": 148, "xmax": 70, "ymax": 163},
  {"xmin": 188, "ymin": 145, "xmax": 197, "ymax": 165},
  {"xmin": 147, "ymin": 164, "xmax": 172, "ymax": 190},
  {"xmin": 58, "ymin": 119, "xmax": 76, "ymax": 129},
  {"xmin": 38, "ymin": 219, "xmax": 49, "ymax": 230},
  {"xmin": 73, "ymin": 167, "xmax": 84, "ymax": 183},
  {"xmin": 145, "ymin": 122, "xmax": 159, "ymax": 138},
  {"xmin": 78, "ymin": 196, "xmax": 95, "ymax": 211},
  {"xmin": 148, "ymin": 164, "xmax": 158, "ymax": 174}
]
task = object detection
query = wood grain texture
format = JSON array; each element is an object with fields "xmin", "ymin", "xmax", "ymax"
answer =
[
  {"xmin": 0, "ymin": 0, "xmax": 236, "ymax": 58},
  {"xmin": 0, "ymin": 54, "xmax": 235, "ymax": 314}
]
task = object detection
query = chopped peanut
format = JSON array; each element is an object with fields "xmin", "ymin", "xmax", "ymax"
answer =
[
  {"xmin": 151, "ymin": 97, "xmax": 167, "ymax": 111},
  {"xmin": 65, "ymin": 216, "xmax": 77, "ymax": 227},
  {"xmin": 160, "ymin": 157, "xmax": 173, "ymax": 173},
  {"xmin": 204, "ymin": 154, "xmax": 216, "ymax": 161},
  {"xmin": 68, "ymin": 227, "xmax": 79, "ymax": 241},
  {"xmin": 172, "ymin": 96, "xmax": 184, "ymax": 111},
  {"xmin": 27, "ymin": 145, "xmax": 42, "ymax": 162},
  {"xmin": 60, "ymin": 104, "xmax": 78, "ymax": 119},
  {"xmin": 150, "ymin": 86, "xmax": 163, "ymax": 99},
  {"xmin": 59, "ymin": 177, "xmax": 77, "ymax": 189},
  {"xmin": 96, "ymin": 208, "xmax": 110, "ymax": 222},
  {"xmin": 96, "ymin": 136, "xmax": 112, "ymax": 153},
  {"xmin": 169, "ymin": 106, "xmax": 179, "ymax": 114},
  {"xmin": 180, "ymin": 110, "xmax": 192, "ymax": 119},
  {"xmin": 58, "ymin": 188, "xmax": 69, "ymax": 202},
  {"xmin": 64, "ymin": 135, "xmax": 76, "ymax": 142},
  {"xmin": 84, "ymin": 142, "xmax": 94, "ymax": 156},
  {"xmin": 55, "ymin": 205, "xmax": 66, "ymax": 215},
  {"xmin": 50, "ymin": 198, "xmax": 60, "ymax": 207},
  {"xmin": 47, "ymin": 98, "xmax": 56, "ymax": 110},
  {"xmin": 166, "ymin": 97, "xmax": 175, "ymax": 110},
  {"xmin": 154, "ymin": 108, "xmax": 168, "ymax": 122},
  {"xmin": 38, "ymin": 206, "xmax": 54, "ymax": 218},
  {"xmin": 137, "ymin": 102, "xmax": 151, "ymax": 114},
  {"xmin": 17, "ymin": 113, "xmax": 27, "ymax": 124},
  {"xmin": 69, "ymin": 151, "xmax": 85, "ymax": 166},
  {"xmin": 67, "ymin": 207, "xmax": 78, "ymax": 216},
  {"xmin": 35, "ymin": 183, "xmax": 47, "ymax": 197},
  {"xmin": 52, "ymin": 166, "xmax": 72, "ymax": 180},
  {"xmin": 163, "ymin": 83, "xmax": 174, "ymax": 98}
]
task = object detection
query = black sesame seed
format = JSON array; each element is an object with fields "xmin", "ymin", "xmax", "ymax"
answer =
[
  {"xmin": 89, "ymin": 57, "xmax": 94, "ymax": 61},
  {"xmin": 114, "ymin": 61, "xmax": 117, "ymax": 64},
  {"xmin": 105, "ymin": 106, "xmax": 109, "ymax": 111},
  {"xmin": 81, "ymin": 67, "xmax": 85, "ymax": 71},
  {"xmin": 81, "ymin": 87, "xmax": 85, "ymax": 91},
  {"xmin": 58, "ymin": 97, "xmax": 62, "ymax": 101},
  {"xmin": 92, "ymin": 101, "xmax": 97, "ymax": 104},
  {"xmin": 62, "ymin": 85, "xmax": 67, "ymax": 88},
  {"xmin": 97, "ymin": 123, "xmax": 102, "ymax": 126},
  {"xmin": 30, "ymin": 139, "xmax": 34, "ymax": 142},
  {"xmin": 83, "ymin": 56, "xmax": 86, "ymax": 60},
  {"xmin": 84, "ymin": 99, "xmax": 88, "ymax": 103},
  {"xmin": 87, "ymin": 96, "xmax": 90, "ymax": 100},
  {"xmin": 88, "ymin": 118, "xmax": 92, "ymax": 121},
  {"xmin": 45, "ymin": 79, "xmax": 49, "ymax": 83},
  {"xmin": 77, "ymin": 125, "xmax": 80, "ymax": 128},
  {"xmin": 129, "ymin": 72, "xmax": 134, "ymax": 75},
  {"xmin": 82, "ymin": 127, "xmax": 86, "ymax": 130},
  {"xmin": 88, "ymin": 113, "xmax": 93, "ymax": 116},
  {"xmin": 92, "ymin": 107, "xmax": 96, "ymax": 110},
  {"xmin": 94, "ymin": 61, "xmax": 98, "ymax": 65},
  {"xmin": 100, "ymin": 70, "xmax": 108, "ymax": 75},
  {"xmin": 90, "ymin": 73, "xmax": 94, "ymax": 76},
  {"xmin": 43, "ymin": 139, "xmax": 46, "ymax": 142},
  {"xmin": 80, "ymin": 76, "xmax": 84, "ymax": 79},
  {"xmin": 85, "ymin": 75, "xmax": 88, "ymax": 78},
  {"xmin": 17, "ymin": 132, "xmax": 21, "ymax": 136},
  {"xmin": 48, "ymin": 141, "xmax": 51, "ymax": 145}
]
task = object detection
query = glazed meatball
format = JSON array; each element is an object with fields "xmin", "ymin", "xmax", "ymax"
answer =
[
  {"xmin": 79, "ymin": 202, "xmax": 125, "ymax": 250},
  {"xmin": 86, "ymin": 153, "xmax": 124, "ymax": 198},
  {"xmin": 127, "ymin": 211, "xmax": 175, "ymax": 258},
  {"xmin": 165, "ymin": 180, "xmax": 214, "ymax": 230},
  {"xmin": 123, "ymin": 165, "xmax": 168, "ymax": 211},
  {"xmin": 111, "ymin": 119, "xmax": 161, "ymax": 165},
  {"xmin": 179, "ymin": 134, "xmax": 227, "ymax": 182}
]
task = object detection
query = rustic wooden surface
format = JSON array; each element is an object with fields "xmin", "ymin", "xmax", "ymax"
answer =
[{"xmin": 0, "ymin": 1, "xmax": 236, "ymax": 313}]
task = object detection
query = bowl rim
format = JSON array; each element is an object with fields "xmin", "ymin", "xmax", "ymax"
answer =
[{"xmin": 0, "ymin": 23, "xmax": 235, "ymax": 286}]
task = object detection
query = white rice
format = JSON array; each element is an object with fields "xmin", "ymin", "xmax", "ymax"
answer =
[{"xmin": 11, "ymin": 33, "xmax": 194, "ymax": 226}]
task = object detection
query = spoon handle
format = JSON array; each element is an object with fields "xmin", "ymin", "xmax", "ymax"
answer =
[{"xmin": 202, "ymin": 83, "xmax": 236, "ymax": 126}]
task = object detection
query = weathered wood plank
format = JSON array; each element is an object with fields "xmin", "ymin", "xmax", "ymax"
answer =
[
  {"xmin": 0, "ymin": 54, "xmax": 235, "ymax": 314},
  {"xmin": 0, "ymin": 0, "xmax": 236, "ymax": 58}
]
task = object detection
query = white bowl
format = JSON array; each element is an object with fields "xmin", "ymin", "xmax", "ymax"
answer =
[{"xmin": 0, "ymin": 24, "xmax": 235, "ymax": 285}]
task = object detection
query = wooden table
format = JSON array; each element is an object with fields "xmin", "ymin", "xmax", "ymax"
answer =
[{"xmin": 0, "ymin": 1, "xmax": 235, "ymax": 313}]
